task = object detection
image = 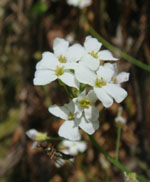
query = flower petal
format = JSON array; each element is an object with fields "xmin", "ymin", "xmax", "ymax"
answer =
[
  {"xmin": 79, "ymin": 0, "xmax": 92, "ymax": 8},
  {"xmin": 75, "ymin": 64, "xmax": 96, "ymax": 86},
  {"xmin": 64, "ymin": 101, "xmax": 75, "ymax": 113},
  {"xmin": 33, "ymin": 70, "xmax": 57, "ymax": 85},
  {"xmin": 48, "ymin": 105, "xmax": 68, "ymax": 120},
  {"xmin": 97, "ymin": 65, "xmax": 114, "ymax": 82},
  {"xmin": 88, "ymin": 90, "xmax": 97, "ymax": 103},
  {"xmin": 104, "ymin": 83, "xmax": 127, "ymax": 103},
  {"xmin": 79, "ymin": 117, "xmax": 99, "ymax": 135},
  {"xmin": 26, "ymin": 129, "xmax": 38, "ymax": 140},
  {"xmin": 58, "ymin": 120, "xmax": 81, "ymax": 141},
  {"xmin": 98, "ymin": 50, "xmax": 118, "ymax": 61},
  {"xmin": 80, "ymin": 54, "xmax": 100, "ymax": 71},
  {"xmin": 53, "ymin": 38, "xmax": 69, "ymax": 57},
  {"xmin": 66, "ymin": 44, "xmax": 84, "ymax": 62},
  {"xmin": 116, "ymin": 72, "xmax": 130, "ymax": 84},
  {"xmin": 69, "ymin": 146, "xmax": 78, "ymax": 155},
  {"xmin": 84, "ymin": 36, "xmax": 102, "ymax": 52},
  {"xmin": 36, "ymin": 52, "xmax": 58, "ymax": 70},
  {"xmin": 85, "ymin": 106, "xmax": 99, "ymax": 122},
  {"xmin": 77, "ymin": 142, "xmax": 87, "ymax": 152},
  {"xmin": 94, "ymin": 87, "xmax": 113, "ymax": 107},
  {"xmin": 59, "ymin": 71, "xmax": 79, "ymax": 89}
]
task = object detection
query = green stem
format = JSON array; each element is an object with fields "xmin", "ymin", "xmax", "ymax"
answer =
[
  {"xmin": 87, "ymin": 24, "xmax": 150, "ymax": 72},
  {"xmin": 89, "ymin": 135, "xmax": 150, "ymax": 182},
  {"xmin": 115, "ymin": 125, "xmax": 122, "ymax": 161}
]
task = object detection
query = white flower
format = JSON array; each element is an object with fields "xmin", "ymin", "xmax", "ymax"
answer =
[
  {"xmin": 115, "ymin": 116, "xmax": 126, "ymax": 124},
  {"xmin": 67, "ymin": 0, "xmax": 92, "ymax": 8},
  {"xmin": 76, "ymin": 63, "xmax": 127, "ymax": 108},
  {"xmin": 33, "ymin": 37, "xmax": 85, "ymax": 89},
  {"xmin": 33, "ymin": 52, "xmax": 79, "ymax": 89},
  {"xmin": 115, "ymin": 106, "xmax": 126, "ymax": 125},
  {"xmin": 48, "ymin": 101, "xmax": 81, "ymax": 141},
  {"xmin": 79, "ymin": 36, "xmax": 118, "ymax": 71},
  {"xmin": 53, "ymin": 38, "xmax": 84, "ymax": 64},
  {"xmin": 61, "ymin": 140, "xmax": 87, "ymax": 156},
  {"xmin": 26, "ymin": 129, "xmax": 47, "ymax": 141},
  {"xmin": 73, "ymin": 90, "xmax": 100, "ymax": 134},
  {"xmin": 48, "ymin": 98, "xmax": 99, "ymax": 141}
]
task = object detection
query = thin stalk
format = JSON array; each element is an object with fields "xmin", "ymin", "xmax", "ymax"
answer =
[
  {"xmin": 115, "ymin": 125, "xmax": 122, "ymax": 161},
  {"xmin": 87, "ymin": 24, "xmax": 150, "ymax": 72},
  {"xmin": 89, "ymin": 135, "xmax": 150, "ymax": 182}
]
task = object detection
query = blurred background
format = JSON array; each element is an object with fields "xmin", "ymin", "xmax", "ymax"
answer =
[{"xmin": 0, "ymin": 0, "xmax": 150, "ymax": 181}]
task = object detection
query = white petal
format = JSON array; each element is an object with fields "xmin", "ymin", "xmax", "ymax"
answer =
[
  {"xmin": 32, "ymin": 141, "xmax": 38, "ymax": 148},
  {"xmin": 115, "ymin": 116, "xmax": 126, "ymax": 124},
  {"xmin": 97, "ymin": 65, "xmax": 114, "ymax": 82},
  {"xmin": 58, "ymin": 121, "xmax": 81, "ymax": 141},
  {"xmin": 66, "ymin": 44, "xmax": 84, "ymax": 62},
  {"xmin": 33, "ymin": 70, "xmax": 57, "ymax": 85},
  {"xmin": 87, "ymin": 90, "xmax": 97, "ymax": 103},
  {"xmin": 104, "ymin": 63, "xmax": 117, "ymax": 72},
  {"xmin": 94, "ymin": 87, "xmax": 113, "ymax": 108},
  {"xmin": 64, "ymin": 101, "xmax": 75, "ymax": 113},
  {"xmin": 84, "ymin": 106, "xmax": 99, "ymax": 122},
  {"xmin": 104, "ymin": 84, "xmax": 127, "ymax": 103},
  {"xmin": 48, "ymin": 105, "xmax": 68, "ymax": 120},
  {"xmin": 61, "ymin": 140, "xmax": 73, "ymax": 147},
  {"xmin": 78, "ymin": 90, "xmax": 86, "ymax": 100},
  {"xmin": 98, "ymin": 50, "xmax": 118, "ymax": 61},
  {"xmin": 79, "ymin": 0, "xmax": 92, "ymax": 8},
  {"xmin": 65, "ymin": 62, "xmax": 78, "ymax": 70},
  {"xmin": 84, "ymin": 36, "xmax": 102, "ymax": 52},
  {"xmin": 79, "ymin": 117, "xmax": 99, "ymax": 135},
  {"xmin": 116, "ymin": 72, "xmax": 130, "ymax": 84},
  {"xmin": 53, "ymin": 38, "xmax": 69, "ymax": 57},
  {"xmin": 36, "ymin": 52, "xmax": 58, "ymax": 70},
  {"xmin": 26, "ymin": 129, "xmax": 38, "ymax": 140},
  {"xmin": 59, "ymin": 71, "xmax": 79, "ymax": 89},
  {"xmin": 69, "ymin": 146, "xmax": 78, "ymax": 155},
  {"xmin": 80, "ymin": 54, "xmax": 100, "ymax": 71},
  {"xmin": 75, "ymin": 64, "xmax": 96, "ymax": 86},
  {"xmin": 67, "ymin": 0, "xmax": 79, "ymax": 6},
  {"xmin": 77, "ymin": 142, "xmax": 87, "ymax": 152}
]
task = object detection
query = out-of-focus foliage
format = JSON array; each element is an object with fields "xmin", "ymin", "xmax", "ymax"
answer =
[{"xmin": 0, "ymin": 0, "xmax": 150, "ymax": 181}]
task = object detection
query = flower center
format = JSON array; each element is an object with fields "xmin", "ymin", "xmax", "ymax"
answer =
[
  {"xmin": 95, "ymin": 77, "xmax": 106, "ymax": 88},
  {"xmin": 55, "ymin": 66, "xmax": 64, "ymax": 76},
  {"xmin": 79, "ymin": 98, "xmax": 91, "ymax": 108},
  {"xmin": 58, "ymin": 55, "xmax": 67, "ymax": 63},
  {"xmin": 88, "ymin": 50, "xmax": 98, "ymax": 59},
  {"xmin": 68, "ymin": 112, "xmax": 74, "ymax": 120}
]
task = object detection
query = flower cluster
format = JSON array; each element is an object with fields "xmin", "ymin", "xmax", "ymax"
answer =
[{"xmin": 33, "ymin": 36, "xmax": 129, "ymax": 141}]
